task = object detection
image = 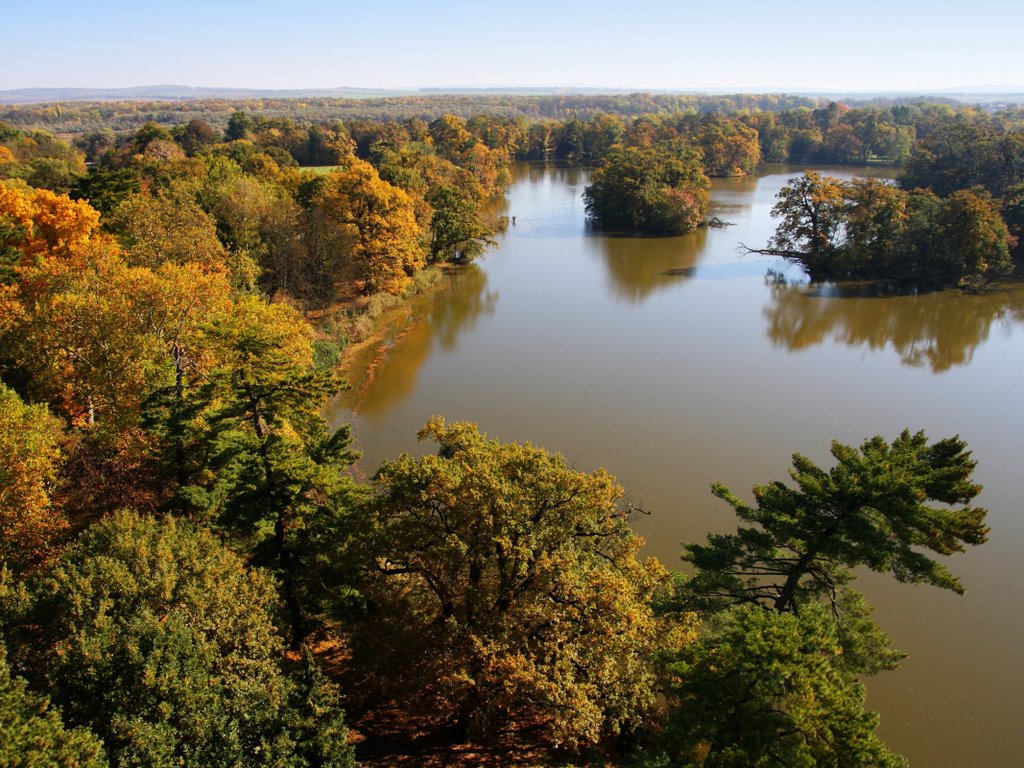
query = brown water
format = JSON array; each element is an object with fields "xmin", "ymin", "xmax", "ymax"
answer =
[{"xmin": 332, "ymin": 163, "xmax": 1024, "ymax": 766}]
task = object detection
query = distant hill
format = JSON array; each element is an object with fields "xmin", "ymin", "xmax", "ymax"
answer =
[
  {"xmin": 4, "ymin": 84, "xmax": 1023, "ymax": 107},
  {"xmin": 0, "ymin": 84, "xmax": 655, "ymax": 105},
  {"xmin": 0, "ymin": 85, "xmax": 418, "ymax": 104}
]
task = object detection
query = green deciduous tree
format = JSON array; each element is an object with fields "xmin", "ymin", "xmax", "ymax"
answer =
[
  {"xmin": 426, "ymin": 184, "xmax": 495, "ymax": 264},
  {"xmin": 762, "ymin": 172, "xmax": 1016, "ymax": 287},
  {"xmin": 201, "ymin": 173, "xmax": 305, "ymax": 296},
  {"xmin": 0, "ymin": 643, "xmax": 107, "ymax": 768},
  {"xmin": 110, "ymin": 191, "xmax": 231, "ymax": 272},
  {"xmin": 9, "ymin": 511, "xmax": 355, "ymax": 768}
]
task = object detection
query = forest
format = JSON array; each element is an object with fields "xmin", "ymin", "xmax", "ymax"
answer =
[{"xmin": 0, "ymin": 94, "xmax": 1016, "ymax": 766}]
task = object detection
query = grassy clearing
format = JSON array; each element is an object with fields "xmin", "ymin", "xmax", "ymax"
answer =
[{"xmin": 302, "ymin": 165, "xmax": 344, "ymax": 175}]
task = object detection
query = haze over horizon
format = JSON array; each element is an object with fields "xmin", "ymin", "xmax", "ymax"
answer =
[{"xmin": 7, "ymin": 0, "xmax": 1023, "ymax": 94}]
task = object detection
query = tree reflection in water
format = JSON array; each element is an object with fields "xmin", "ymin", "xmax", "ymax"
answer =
[
  {"xmin": 595, "ymin": 226, "xmax": 709, "ymax": 303},
  {"xmin": 347, "ymin": 264, "xmax": 498, "ymax": 417},
  {"xmin": 763, "ymin": 278, "xmax": 1024, "ymax": 372}
]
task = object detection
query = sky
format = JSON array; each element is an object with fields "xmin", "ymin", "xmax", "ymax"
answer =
[{"xmin": 4, "ymin": 0, "xmax": 1024, "ymax": 93}]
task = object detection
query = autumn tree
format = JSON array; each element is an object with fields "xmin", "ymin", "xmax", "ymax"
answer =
[
  {"xmin": 7, "ymin": 511, "xmax": 355, "ymax": 768},
  {"xmin": 1, "ymin": 180, "xmax": 244, "ymax": 432},
  {"xmin": 309, "ymin": 159, "xmax": 425, "ymax": 293},
  {"xmin": 764, "ymin": 170, "xmax": 847, "ymax": 272},
  {"xmin": 0, "ymin": 127, "xmax": 87, "ymax": 195},
  {"xmin": 0, "ymin": 183, "xmax": 154, "ymax": 427},
  {"xmin": 428, "ymin": 115, "xmax": 509, "ymax": 197},
  {"xmin": 0, "ymin": 384, "xmax": 67, "ymax": 576},
  {"xmin": 583, "ymin": 142, "xmax": 710, "ymax": 234},
  {"xmin": 841, "ymin": 177, "xmax": 910, "ymax": 277},
  {"xmin": 697, "ymin": 115, "xmax": 761, "ymax": 177},
  {"xmin": 176, "ymin": 118, "xmax": 219, "ymax": 156},
  {"xmin": 429, "ymin": 114, "xmax": 476, "ymax": 159},
  {"xmin": 0, "ymin": 180, "xmax": 102, "ymax": 264},
  {"xmin": 938, "ymin": 188, "xmax": 1015, "ymax": 286},
  {"xmin": 348, "ymin": 419, "xmax": 685, "ymax": 748},
  {"xmin": 6, "ymin": 244, "xmax": 226, "ymax": 431},
  {"xmin": 111, "ymin": 184, "xmax": 258, "ymax": 296}
]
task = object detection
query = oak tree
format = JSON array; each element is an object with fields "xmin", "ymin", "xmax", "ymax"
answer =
[{"xmin": 350, "ymin": 419, "xmax": 685, "ymax": 747}]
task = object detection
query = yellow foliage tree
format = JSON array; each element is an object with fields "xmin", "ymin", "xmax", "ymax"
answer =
[
  {"xmin": 353, "ymin": 419, "xmax": 692, "ymax": 747},
  {"xmin": 313, "ymin": 159, "xmax": 425, "ymax": 294},
  {"xmin": 0, "ymin": 384, "xmax": 67, "ymax": 575},
  {"xmin": 0, "ymin": 181, "xmax": 102, "ymax": 263},
  {"xmin": 1, "ymin": 183, "xmax": 237, "ymax": 428}
]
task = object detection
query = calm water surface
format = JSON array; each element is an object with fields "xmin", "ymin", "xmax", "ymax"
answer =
[{"xmin": 331, "ymin": 163, "xmax": 1024, "ymax": 766}]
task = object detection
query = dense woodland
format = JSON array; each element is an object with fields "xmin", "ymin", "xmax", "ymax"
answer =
[
  {"xmin": 0, "ymin": 92, "xmax": 968, "ymax": 135},
  {"xmin": 0, "ymin": 95, "xmax": 1012, "ymax": 765}
]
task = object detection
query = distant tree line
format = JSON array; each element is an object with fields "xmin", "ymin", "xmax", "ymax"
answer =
[
  {"xmin": 0, "ymin": 92, "xmax": 899, "ymax": 134},
  {"xmin": 4, "ymin": 93, "xmax": 1023, "ymax": 170}
]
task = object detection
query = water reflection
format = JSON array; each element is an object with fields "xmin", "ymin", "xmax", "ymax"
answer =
[
  {"xmin": 594, "ymin": 228, "xmax": 710, "ymax": 302},
  {"xmin": 346, "ymin": 265, "xmax": 498, "ymax": 416},
  {"xmin": 764, "ymin": 281, "xmax": 1024, "ymax": 371},
  {"xmin": 524, "ymin": 162, "xmax": 585, "ymax": 187}
]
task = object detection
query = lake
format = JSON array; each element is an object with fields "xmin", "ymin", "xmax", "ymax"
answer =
[{"xmin": 331, "ymin": 162, "xmax": 1024, "ymax": 766}]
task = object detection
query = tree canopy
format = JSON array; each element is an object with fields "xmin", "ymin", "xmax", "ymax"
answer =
[
  {"xmin": 583, "ymin": 142, "xmax": 710, "ymax": 234},
  {"xmin": 651, "ymin": 429, "xmax": 988, "ymax": 768},
  {"xmin": 8, "ymin": 511, "xmax": 355, "ymax": 768},
  {"xmin": 0, "ymin": 644, "xmax": 107, "ymax": 768},
  {"xmin": 659, "ymin": 604, "xmax": 906, "ymax": 768},
  {"xmin": 348, "ymin": 418, "xmax": 687, "ymax": 747},
  {"xmin": 0, "ymin": 384, "xmax": 67, "ymax": 576},
  {"xmin": 681, "ymin": 430, "xmax": 988, "ymax": 615},
  {"xmin": 760, "ymin": 171, "xmax": 1016, "ymax": 288}
]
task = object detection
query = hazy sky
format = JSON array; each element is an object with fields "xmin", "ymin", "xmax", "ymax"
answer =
[{"xmin": 5, "ymin": 0, "xmax": 1023, "ymax": 92}]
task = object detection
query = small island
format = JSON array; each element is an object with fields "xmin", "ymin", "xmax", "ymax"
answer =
[{"xmin": 582, "ymin": 141, "xmax": 711, "ymax": 234}]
